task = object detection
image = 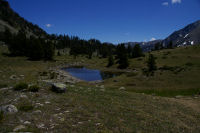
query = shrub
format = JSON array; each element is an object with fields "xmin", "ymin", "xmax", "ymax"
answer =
[
  {"xmin": 0, "ymin": 84, "xmax": 7, "ymax": 88},
  {"xmin": 107, "ymin": 55, "xmax": 114, "ymax": 67},
  {"xmin": 147, "ymin": 54, "xmax": 157, "ymax": 72},
  {"xmin": 40, "ymin": 71, "xmax": 48, "ymax": 76},
  {"xmin": 13, "ymin": 82, "xmax": 28, "ymax": 91},
  {"xmin": 29, "ymin": 85, "xmax": 40, "ymax": 92},
  {"xmin": 50, "ymin": 72, "xmax": 57, "ymax": 79}
]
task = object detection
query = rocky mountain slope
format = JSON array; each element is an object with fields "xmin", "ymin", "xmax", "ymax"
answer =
[
  {"xmin": 0, "ymin": 0, "xmax": 47, "ymax": 37},
  {"xmin": 163, "ymin": 20, "xmax": 200, "ymax": 47},
  {"xmin": 125, "ymin": 20, "xmax": 200, "ymax": 51}
]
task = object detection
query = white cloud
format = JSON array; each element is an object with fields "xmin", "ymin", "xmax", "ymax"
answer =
[
  {"xmin": 150, "ymin": 38, "xmax": 156, "ymax": 41},
  {"xmin": 162, "ymin": 2, "xmax": 169, "ymax": 6},
  {"xmin": 45, "ymin": 24, "xmax": 52, "ymax": 28},
  {"xmin": 172, "ymin": 0, "xmax": 182, "ymax": 4}
]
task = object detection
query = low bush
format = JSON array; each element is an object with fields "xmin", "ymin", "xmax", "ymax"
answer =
[
  {"xmin": 0, "ymin": 84, "xmax": 7, "ymax": 88},
  {"xmin": 40, "ymin": 71, "xmax": 48, "ymax": 76},
  {"xmin": 28, "ymin": 85, "xmax": 40, "ymax": 92},
  {"xmin": 13, "ymin": 82, "xmax": 28, "ymax": 91},
  {"xmin": 50, "ymin": 72, "xmax": 57, "ymax": 79}
]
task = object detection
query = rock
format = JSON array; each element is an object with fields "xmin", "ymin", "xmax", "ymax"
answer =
[
  {"xmin": 96, "ymin": 123, "xmax": 101, "ymax": 126},
  {"xmin": 10, "ymin": 75, "xmax": 17, "ymax": 80},
  {"xmin": 175, "ymin": 95, "xmax": 183, "ymax": 98},
  {"xmin": 100, "ymin": 85, "xmax": 104, "ymax": 89},
  {"xmin": 45, "ymin": 101, "xmax": 51, "ymax": 104},
  {"xmin": 24, "ymin": 121, "xmax": 31, "ymax": 125},
  {"xmin": 20, "ymin": 94, "xmax": 28, "ymax": 99},
  {"xmin": 119, "ymin": 87, "xmax": 126, "ymax": 90},
  {"xmin": 36, "ymin": 123, "xmax": 45, "ymax": 129},
  {"xmin": 100, "ymin": 89, "xmax": 105, "ymax": 92},
  {"xmin": 70, "ymin": 85, "xmax": 75, "ymax": 88},
  {"xmin": 51, "ymin": 83, "xmax": 67, "ymax": 93},
  {"xmin": 13, "ymin": 125, "xmax": 26, "ymax": 132},
  {"xmin": 78, "ymin": 122, "xmax": 83, "ymax": 124},
  {"xmin": 35, "ymin": 103, "xmax": 44, "ymax": 107},
  {"xmin": 60, "ymin": 118, "xmax": 65, "ymax": 122},
  {"xmin": 20, "ymin": 75, "xmax": 25, "ymax": 77},
  {"xmin": 64, "ymin": 110, "xmax": 70, "ymax": 113},
  {"xmin": 33, "ymin": 110, "xmax": 42, "ymax": 114},
  {"xmin": 0, "ymin": 105, "xmax": 18, "ymax": 114}
]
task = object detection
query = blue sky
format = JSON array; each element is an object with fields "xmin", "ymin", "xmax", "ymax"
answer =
[{"xmin": 8, "ymin": 0, "xmax": 200, "ymax": 44}]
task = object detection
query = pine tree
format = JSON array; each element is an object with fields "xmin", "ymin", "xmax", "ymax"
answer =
[
  {"xmin": 127, "ymin": 44, "xmax": 132, "ymax": 58},
  {"xmin": 44, "ymin": 41, "xmax": 55, "ymax": 60},
  {"xmin": 132, "ymin": 44, "xmax": 143, "ymax": 58},
  {"xmin": 116, "ymin": 44, "xmax": 129, "ymax": 69},
  {"xmin": 147, "ymin": 54, "xmax": 157, "ymax": 75},
  {"xmin": 168, "ymin": 41, "xmax": 173, "ymax": 49},
  {"xmin": 107, "ymin": 55, "xmax": 114, "ymax": 67}
]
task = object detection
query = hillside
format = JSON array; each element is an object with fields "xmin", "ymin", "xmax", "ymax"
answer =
[
  {"xmin": 124, "ymin": 20, "xmax": 200, "ymax": 51},
  {"xmin": 163, "ymin": 20, "xmax": 200, "ymax": 47},
  {"xmin": 0, "ymin": 44, "xmax": 200, "ymax": 132},
  {"xmin": 0, "ymin": 0, "xmax": 47, "ymax": 36}
]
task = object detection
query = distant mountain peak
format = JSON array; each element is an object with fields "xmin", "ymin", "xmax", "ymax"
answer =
[{"xmin": 163, "ymin": 20, "xmax": 200, "ymax": 47}]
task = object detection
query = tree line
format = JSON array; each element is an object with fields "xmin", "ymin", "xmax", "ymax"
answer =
[
  {"xmin": 0, "ymin": 28, "xmax": 54, "ymax": 60},
  {"xmin": 0, "ymin": 27, "xmax": 161, "ymax": 70}
]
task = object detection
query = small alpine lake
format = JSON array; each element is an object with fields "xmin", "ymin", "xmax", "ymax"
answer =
[{"xmin": 62, "ymin": 67, "xmax": 122, "ymax": 81}]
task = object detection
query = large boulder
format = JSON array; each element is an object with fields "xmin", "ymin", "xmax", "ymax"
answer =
[
  {"xmin": 51, "ymin": 83, "xmax": 67, "ymax": 93},
  {"xmin": 0, "ymin": 105, "xmax": 18, "ymax": 114}
]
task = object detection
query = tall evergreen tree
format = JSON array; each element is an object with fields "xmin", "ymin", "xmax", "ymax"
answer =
[
  {"xmin": 107, "ymin": 55, "xmax": 114, "ymax": 67},
  {"xmin": 132, "ymin": 44, "xmax": 143, "ymax": 58},
  {"xmin": 116, "ymin": 44, "xmax": 129, "ymax": 69},
  {"xmin": 147, "ymin": 54, "xmax": 157, "ymax": 74},
  {"xmin": 127, "ymin": 44, "xmax": 132, "ymax": 58}
]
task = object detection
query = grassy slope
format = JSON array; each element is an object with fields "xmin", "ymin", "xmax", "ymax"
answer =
[{"xmin": 0, "ymin": 45, "xmax": 200, "ymax": 132}]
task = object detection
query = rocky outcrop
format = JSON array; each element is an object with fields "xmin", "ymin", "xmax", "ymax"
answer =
[
  {"xmin": 0, "ymin": 104, "xmax": 18, "ymax": 114},
  {"xmin": 51, "ymin": 83, "xmax": 67, "ymax": 93}
]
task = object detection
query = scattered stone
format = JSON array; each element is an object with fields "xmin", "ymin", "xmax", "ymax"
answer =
[
  {"xmin": 78, "ymin": 122, "xmax": 83, "ymax": 124},
  {"xmin": 55, "ymin": 108, "xmax": 61, "ymax": 111},
  {"xmin": 175, "ymin": 95, "xmax": 183, "ymax": 98},
  {"xmin": 33, "ymin": 110, "xmax": 42, "ymax": 114},
  {"xmin": 100, "ymin": 89, "xmax": 105, "ymax": 92},
  {"xmin": 100, "ymin": 85, "xmax": 104, "ymax": 89},
  {"xmin": 0, "ymin": 105, "xmax": 18, "ymax": 114},
  {"xmin": 59, "ymin": 113, "xmax": 63, "ymax": 115},
  {"xmin": 37, "ymin": 123, "xmax": 45, "ymax": 129},
  {"xmin": 45, "ymin": 101, "xmax": 51, "ymax": 104},
  {"xmin": 70, "ymin": 85, "xmax": 75, "ymax": 88},
  {"xmin": 60, "ymin": 118, "xmax": 65, "ymax": 122},
  {"xmin": 24, "ymin": 121, "xmax": 31, "ymax": 125},
  {"xmin": 96, "ymin": 123, "xmax": 101, "ymax": 126},
  {"xmin": 20, "ymin": 75, "xmax": 25, "ymax": 77},
  {"xmin": 119, "ymin": 87, "xmax": 126, "ymax": 90},
  {"xmin": 64, "ymin": 110, "xmax": 70, "ymax": 113},
  {"xmin": 20, "ymin": 94, "xmax": 28, "ymax": 99},
  {"xmin": 35, "ymin": 103, "xmax": 44, "ymax": 107},
  {"xmin": 10, "ymin": 75, "xmax": 17, "ymax": 80},
  {"xmin": 51, "ymin": 83, "xmax": 67, "ymax": 93},
  {"xmin": 13, "ymin": 125, "xmax": 26, "ymax": 132}
]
